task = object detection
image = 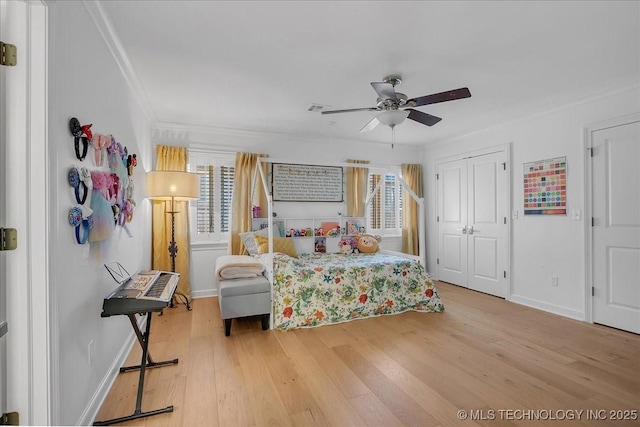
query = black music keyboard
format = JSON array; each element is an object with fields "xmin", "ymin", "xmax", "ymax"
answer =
[
  {"xmin": 96, "ymin": 264, "xmax": 181, "ymax": 425},
  {"xmin": 101, "ymin": 269, "xmax": 180, "ymax": 317}
]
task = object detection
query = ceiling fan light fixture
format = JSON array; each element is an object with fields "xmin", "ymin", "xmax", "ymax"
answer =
[{"xmin": 377, "ymin": 110, "xmax": 409, "ymax": 127}]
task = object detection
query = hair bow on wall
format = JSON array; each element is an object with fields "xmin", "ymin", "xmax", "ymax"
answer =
[
  {"xmin": 91, "ymin": 134, "xmax": 110, "ymax": 167},
  {"xmin": 126, "ymin": 154, "xmax": 137, "ymax": 176},
  {"xmin": 69, "ymin": 117, "xmax": 92, "ymax": 161},
  {"xmin": 67, "ymin": 119, "xmax": 139, "ymax": 248},
  {"xmin": 68, "ymin": 205, "xmax": 93, "ymax": 244},
  {"xmin": 68, "ymin": 166, "xmax": 88, "ymax": 205}
]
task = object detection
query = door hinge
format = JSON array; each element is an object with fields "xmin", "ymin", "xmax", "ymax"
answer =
[
  {"xmin": 436, "ymin": 216, "xmax": 439, "ymax": 222},
  {"xmin": 503, "ymin": 217, "xmax": 507, "ymax": 224},
  {"xmin": 0, "ymin": 42, "xmax": 17, "ymax": 66},
  {"xmin": 1, "ymin": 412, "xmax": 19, "ymax": 426},
  {"xmin": 591, "ymin": 217, "xmax": 595, "ymax": 227},
  {"xmin": 504, "ymin": 271, "xmax": 507, "ymax": 278},
  {"xmin": 436, "ymin": 258, "xmax": 439, "ymax": 265},
  {"xmin": 502, "ymin": 162, "xmax": 506, "ymax": 170},
  {"xmin": 436, "ymin": 173, "xmax": 439, "ymax": 180},
  {"xmin": 592, "ymin": 286, "xmax": 595, "ymax": 296},
  {"xmin": 0, "ymin": 228, "xmax": 17, "ymax": 251},
  {"xmin": 589, "ymin": 147, "xmax": 594, "ymax": 157}
]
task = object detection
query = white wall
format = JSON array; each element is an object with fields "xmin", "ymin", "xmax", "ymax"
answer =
[
  {"xmin": 421, "ymin": 86, "xmax": 640, "ymax": 320},
  {"xmin": 48, "ymin": 2, "xmax": 152, "ymax": 424},
  {"xmin": 153, "ymin": 126, "xmax": 417, "ymax": 296}
]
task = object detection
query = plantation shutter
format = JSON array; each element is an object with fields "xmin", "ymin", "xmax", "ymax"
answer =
[
  {"xmin": 384, "ymin": 174, "xmax": 397, "ymax": 229},
  {"xmin": 196, "ymin": 164, "xmax": 215, "ymax": 233},
  {"xmin": 368, "ymin": 174, "xmax": 382, "ymax": 229},
  {"xmin": 220, "ymin": 165, "xmax": 234, "ymax": 233}
]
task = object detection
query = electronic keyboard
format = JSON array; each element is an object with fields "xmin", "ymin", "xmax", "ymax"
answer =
[{"xmin": 101, "ymin": 266, "xmax": 179, "ymax": 317}]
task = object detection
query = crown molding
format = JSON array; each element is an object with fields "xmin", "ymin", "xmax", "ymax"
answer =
[
  {"xmin": 153, "ymin": 121, "xmax": 420, "ymax": 152},
  {"xmin": 82, "ymin": 0, "xmax": 156, "ymax": 125}
]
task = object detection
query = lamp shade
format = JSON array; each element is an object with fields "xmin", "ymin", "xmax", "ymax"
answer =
[
  {"xmin": 377, "ymin": 110, "xmax": 409, "ymax": 127},
  {"xmin": 146, "ymin": 170, "xmax": 200, "ymax": 201}
]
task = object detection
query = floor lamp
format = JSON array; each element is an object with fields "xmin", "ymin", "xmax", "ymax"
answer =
[{"xmin": 147, "ymin": 170, "xmax": 200, "ymax": 310}]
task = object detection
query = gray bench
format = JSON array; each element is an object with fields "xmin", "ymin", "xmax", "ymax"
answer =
[{"xmin": 216, "ymin": 274, "xmax": 271, "ymax": 336}]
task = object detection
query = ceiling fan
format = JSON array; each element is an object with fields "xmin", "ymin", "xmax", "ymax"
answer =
[{"xmin": 321, "ymin": 75, "xmax": 471, "ymax": 132}]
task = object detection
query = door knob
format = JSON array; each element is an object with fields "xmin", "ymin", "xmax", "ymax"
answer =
[{"xmin": 456, "ymin": 226, "xmax": 467, "ymax": 234}]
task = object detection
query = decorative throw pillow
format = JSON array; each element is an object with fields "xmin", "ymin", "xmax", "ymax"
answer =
[
  {"xmin": 254, "ymin": 235, "xmax": 298, "ymax": 258},
  {"xmin": 357, "ymin": 234, "xmax": 382, "ymax": 254},
  {"xmin": 239, "ymin": 228, "xmax": 269, "ymax": 256}
]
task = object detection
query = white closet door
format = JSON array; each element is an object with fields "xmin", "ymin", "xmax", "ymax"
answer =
[
  {"xmin": 592, "ymin": 120, "xmax": 640, "ymax": 333},
  {"xmin": 467, "ymin": 152, "xmax": 508, "ymax": 297},
  {"xmin": 437, "ymin": 159, "xmax": 468, "ymax": 286},
  {"xmin": 437, "ymin": 150, "xmax": 509, "ymax": 298}
]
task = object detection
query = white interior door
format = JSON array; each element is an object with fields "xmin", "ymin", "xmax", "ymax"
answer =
[
  {"xmin": 592, "ymin": 120, "xmax": 640, "ymax": 334},
  {"xmin": 437, "ymin": 150, "xmax": 509, "ymax": 298},
  {"xmin": 0, "ymin": 0, "xmax": 9, "ymax": 417},
  {"xmin": 437, "ymin": 159, "xmax": 468, "ymax": 285},
  {"xmin": 0, "ymin": 2, "xmax": 50, "ymax": 423},
  {"xmin": 467, "ymin": 152, "xmax": 509, "ymax": 297}
]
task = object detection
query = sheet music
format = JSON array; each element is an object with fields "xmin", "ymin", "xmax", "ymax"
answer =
[{"xmin": 128, "ymin": 271, "xmax": 159, "ymax": 290}]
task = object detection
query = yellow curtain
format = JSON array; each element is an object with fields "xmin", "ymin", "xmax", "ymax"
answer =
[
  {"xmin": 346, "ymin": 159, "xmax": 369, "ymax": 217},
  {"xmin": 401, "ymin": 163, "xmax": 423, "ymax": 256},
  {"xmin": 151, "ymin": 145, "xmax": 192, "ymax": 302},
  {"xmin": 229, "ymin": 152, "xmax": 268, "ymax": 255}
]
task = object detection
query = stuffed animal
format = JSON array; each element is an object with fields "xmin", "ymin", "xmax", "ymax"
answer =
[
  {"xmin": 339, "ymin": 241, "xmax": 353, "ymax": 254},
  {"xmin": 338, "ymin": 237, "xmax": 357, "ymax": 254},
  {"xmin": 357, "ymin": 234, "xmax": 382, "ymax": 254}
]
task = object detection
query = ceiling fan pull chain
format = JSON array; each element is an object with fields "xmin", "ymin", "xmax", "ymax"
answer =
[{"xmin": 391, "ymin": 125, "xmax": 395, "ymax": 149}]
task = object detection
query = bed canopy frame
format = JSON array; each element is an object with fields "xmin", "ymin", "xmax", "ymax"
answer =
[{"xmin": 251, "ymin": 158, "xmax": 425, "ymax": 258}]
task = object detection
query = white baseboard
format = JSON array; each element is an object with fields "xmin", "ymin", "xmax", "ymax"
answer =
[
  {"xmin": 77, "ymin": 316, "xmax": 146, "ymax": 426},
  {"xmin": 192, "ymin": 289, "xmax": 217, "ymax": 299},
  {"xmin": 509, "ymin": 294, "xmax": 585, "ymax": 321}
]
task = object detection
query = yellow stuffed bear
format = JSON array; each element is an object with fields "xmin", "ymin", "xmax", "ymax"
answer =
[{"xmin": 357, "ymin": 233, "xmax": 382, "ymax": 254}]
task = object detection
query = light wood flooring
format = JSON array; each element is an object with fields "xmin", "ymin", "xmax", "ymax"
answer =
[{"xmin": 95, "ymin": 282, "xmax": 640, "ymax": 426}]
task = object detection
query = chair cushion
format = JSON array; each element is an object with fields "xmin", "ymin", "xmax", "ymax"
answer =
[{"xmin": 218, "ymin": 275, "xmax": 270, "ymax": 297}]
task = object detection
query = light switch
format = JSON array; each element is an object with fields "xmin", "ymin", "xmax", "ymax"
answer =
[{"xmin": 572, "ymin": 210, "xmax": 581, "ymax": 220}]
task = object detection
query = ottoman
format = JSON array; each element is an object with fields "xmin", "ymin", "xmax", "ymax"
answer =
[{"xmin": 216, "ymin": 275, "xmax": 271, "ymax": 336}]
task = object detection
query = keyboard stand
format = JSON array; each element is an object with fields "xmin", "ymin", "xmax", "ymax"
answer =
[{"xmin": 93, "ymin": 312, "xmax": 179, "ymax": 426}]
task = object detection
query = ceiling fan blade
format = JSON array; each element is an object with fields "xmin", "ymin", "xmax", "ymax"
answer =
[
  {"xmin": 321, "ymin": 107, "xmax": 379, "ymax": 115},
  {"xmin": 359, "ymin": 116, "xmax": 381, "ymax": 133},
  {"xmin": 407, "ymin": 109, "xmax": 442, "ymax": 127},
  {"xmin": 408, "ymin": 87, "xmax": 471, "ymax": 107},
  {"xmin": 371, "ymin": 82, "xmax": 397, "ymax": 101}
]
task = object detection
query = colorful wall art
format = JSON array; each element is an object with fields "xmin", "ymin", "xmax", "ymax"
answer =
[{"xmin": 523, "ymin": 156, "xmax": 567, "ymax": 215}]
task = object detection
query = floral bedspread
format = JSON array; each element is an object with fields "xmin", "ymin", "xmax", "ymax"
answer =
[{"xmin": 272, "ymin": 252, "xmax": 444, "ymax": 330}]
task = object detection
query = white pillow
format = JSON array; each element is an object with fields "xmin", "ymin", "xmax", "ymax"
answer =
[{"xmin": 239, "ymin": 228, "xmax": 269, "ymax": 256}]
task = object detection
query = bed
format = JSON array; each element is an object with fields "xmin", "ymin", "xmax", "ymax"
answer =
[
  {"xmin": 270, "ymin": 252, "xmax": 443, "ymax": 330},
  {"xmin": 248, "ymin": 158, "xmax": 443, "ymax": 331}
]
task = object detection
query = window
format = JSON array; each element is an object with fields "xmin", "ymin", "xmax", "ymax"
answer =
[
  {"xmin": 189, "ymin": 152, "xmax": 235, "ymax": 243},
  {"xmin": 367, "ymin": 171, "xmax": 403, "ymax": 236}
]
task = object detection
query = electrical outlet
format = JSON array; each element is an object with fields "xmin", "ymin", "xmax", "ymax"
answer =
[
  {"xmin": 88, "ymin": 340, "xmax": 95, "ymax": 365},
  {"xmin": 551, "ymin": 276, "xmax": 559, "ymax": 287}
]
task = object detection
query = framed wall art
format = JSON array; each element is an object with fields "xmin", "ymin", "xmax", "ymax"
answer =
[
  {"xmin": 272, "ymin": 163, "xmax": 343, "ymax": 202},
  {"xmin": 523, "ymin": 156, "xmax": 567, "ymax": 215}
]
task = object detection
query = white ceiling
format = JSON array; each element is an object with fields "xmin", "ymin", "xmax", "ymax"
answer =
[{"xmin": 100, "ymin": 1, "xmax": 639, "ymax": 146}]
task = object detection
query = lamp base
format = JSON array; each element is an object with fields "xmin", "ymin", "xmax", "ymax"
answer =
[
  {"xmin": 170, "ymin": 292, "xmax": 192, "ymax": 311},
  {"xmin": 166, "ymin": 206, "xmax": 192, "ymax": 311}
]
